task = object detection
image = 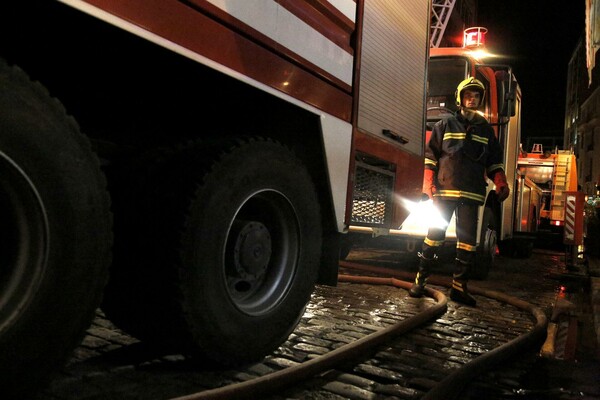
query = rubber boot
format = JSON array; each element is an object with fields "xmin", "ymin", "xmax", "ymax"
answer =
[
  {"xmin": 449, "ymin": 258, "xmax": 477, "ymax": 306},
  {"xmin": 409, "ymin": 252, "xmax": 436, "ymax": 298}
]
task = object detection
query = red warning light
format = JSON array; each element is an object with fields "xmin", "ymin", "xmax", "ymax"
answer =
[{"xmin": 463, "ymin": 27, "xmax": 487, "ymax": 48}]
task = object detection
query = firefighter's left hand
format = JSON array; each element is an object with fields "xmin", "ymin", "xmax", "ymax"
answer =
[
  {"xmin": 496, "ymin": 184, "xmax": 510, "ymax": 202},
  {"xmin": 493, "ymin": 170, "xmax": 510, "ymax": 202}
]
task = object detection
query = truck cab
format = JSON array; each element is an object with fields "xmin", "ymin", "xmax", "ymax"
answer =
[{"xmin": 346, "ymin": 27, "xmax": 531, "ymax": 279}]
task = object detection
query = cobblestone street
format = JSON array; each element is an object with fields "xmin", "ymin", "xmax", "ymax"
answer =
[
  {"xmin": 347, "ymin": 242, "xmax": 600, "ymax": 399},
  {"xmin": 35, "ymin": 244, "xmax": 600, "ymax": 400}
]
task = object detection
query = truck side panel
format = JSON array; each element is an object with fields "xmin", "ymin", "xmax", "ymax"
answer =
[
  {"xmin": 0, "ymin": 1, "xmax": 433, "ymax": 396},
  {"xmin": 348, "ymin": 0, "xmax": 430, "ymax": 230},
  {"xmin": 0, "ymin": 1, "xmax": 363, "ymax": 395},
  {"xmin": 356, "ymin": 0, "xmax": 429, "ymax": 158},
  {"xmin": 65, "ymin": 0, "xmax": 354, "ymax": 121}
]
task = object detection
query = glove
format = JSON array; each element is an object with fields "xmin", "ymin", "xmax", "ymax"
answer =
[
  {"xmin": 493, "ymin": 170, "xmax": 510, "ymax": 202},
  {"xmin": 422, "ymin": 168, "xmax": 436, "ymax": 200}
]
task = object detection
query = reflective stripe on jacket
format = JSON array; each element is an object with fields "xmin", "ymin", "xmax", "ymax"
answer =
[{"xmin": 425, "ymin": 111, "xmax": 504, "ymax": 205}]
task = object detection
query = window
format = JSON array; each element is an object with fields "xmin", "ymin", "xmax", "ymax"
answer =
[
  {"xmin": 427, "ymin": 57, "xmax": 469, "ymax": 114},
  {"xmin": 475, "ymin": 70, "xmax": 491, "ymax": 117}
]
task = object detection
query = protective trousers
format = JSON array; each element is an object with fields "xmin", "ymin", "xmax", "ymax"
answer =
[{"xmin": 409, "ymin": 199, "xmax": 478, "ymax": 306}]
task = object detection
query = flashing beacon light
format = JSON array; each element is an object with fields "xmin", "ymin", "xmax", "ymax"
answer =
[{"xmin": 463, "ymin": 27, "xmax": 487, "ymax": 48}]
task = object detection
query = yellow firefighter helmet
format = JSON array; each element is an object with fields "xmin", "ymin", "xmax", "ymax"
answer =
[{"xmin": 455, "ymin": 77, "xmax": 486, "ymax": 106}]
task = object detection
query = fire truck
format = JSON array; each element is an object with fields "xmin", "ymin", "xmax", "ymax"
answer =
[
  {"xmin": 0, "ymin": 0, "xmax": 430, "ymax": 396},
  {"xmin": 346, "ymin": 27, "xmax": 538, "ymax": 279},
  {"xmin": 516, "ymin": 145, "xmax": 579, "ymax": 239}
]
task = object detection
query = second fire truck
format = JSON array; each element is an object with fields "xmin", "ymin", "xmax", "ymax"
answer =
[
  {"xmin": 346, "ymin": 27, "xmax": 540, "ymax": 279},
  {"xmin": 516, "ymin": 145, "xmax": 579, "ymax": 240}
]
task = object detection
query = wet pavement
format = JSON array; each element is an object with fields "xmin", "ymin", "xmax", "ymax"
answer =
[
  {"xmin": 345, "ymin": 240, "xmax": 600, "ymax": 399},
  {"xmin": 34, "ymin": 242, "xmax": 600, "ymax": 400}
]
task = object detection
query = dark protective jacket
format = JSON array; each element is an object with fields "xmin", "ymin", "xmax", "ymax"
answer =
[{"xmin": 424, "ymin": 111, "xmax": 505, "ymax": 205}]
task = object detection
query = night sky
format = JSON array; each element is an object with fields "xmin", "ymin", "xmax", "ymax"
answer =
[{"xmin": 478, "ymin": 2, "xmax": 586, "ymax": 144}]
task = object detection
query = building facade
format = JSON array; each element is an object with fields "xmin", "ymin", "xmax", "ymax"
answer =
[{"xmin": 565, "ymin": 33, "xmax": 600, "ymax": 196}]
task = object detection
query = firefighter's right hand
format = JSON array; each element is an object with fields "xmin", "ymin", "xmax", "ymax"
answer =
[{"xmin": 422, "ymin": 168, "xmax": 436, "ymax": 200}]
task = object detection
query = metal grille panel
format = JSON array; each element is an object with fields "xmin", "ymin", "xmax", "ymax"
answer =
[{"xmin": 351, "ymin": 160, "xmax": 394, "ymax": 226}]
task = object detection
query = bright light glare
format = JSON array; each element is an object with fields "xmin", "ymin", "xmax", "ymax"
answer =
[
  {"xmin": 467, "ymin": 49, "xmax": 502, "ymax": 60},
  {"xmin": 401, "ymin": 198, "xmax": 448, "ymax": 230},
  {"xmin": 468, "ymin": 49, "xmax": 490, "ymax": 59}
]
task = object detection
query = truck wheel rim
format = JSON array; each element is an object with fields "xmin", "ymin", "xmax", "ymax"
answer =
[
  {"xmin": 224, "ymin": 189, "xmax": 299, "ymax": 316},
  {"xmin": 0, "ymin": 150, "xmax": 49, "ymax": 332}
]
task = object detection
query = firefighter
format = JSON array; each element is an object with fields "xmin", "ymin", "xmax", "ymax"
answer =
[{"xmin": 409, "ymin": 77, "xmax": 509, "ymax": 306}]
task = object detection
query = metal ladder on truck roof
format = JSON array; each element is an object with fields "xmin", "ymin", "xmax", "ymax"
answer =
[
  {"xmin": 550, "ymin": 152, "xmax": 572, "ymax": 222},
  {"xmin": 430, "ymin": 0, "xmax": 456, "ymax": 47}
]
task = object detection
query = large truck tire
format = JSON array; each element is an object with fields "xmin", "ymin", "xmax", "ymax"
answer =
[
  {"xmin": 103, "ymin": 137, "xmax": 322, "ymax": 365},
  {"xmin": 473, "ymin": 207, "xmax": 497, "ymax": 280},
  {"xmin": 0, "ymin": 59, "xmax": 112, "ymax": 398}
]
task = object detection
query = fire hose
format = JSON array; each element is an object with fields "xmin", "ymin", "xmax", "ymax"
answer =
[{"xmin": 171, "ymin": 260, "xmax": 547, "ymax": 400}]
